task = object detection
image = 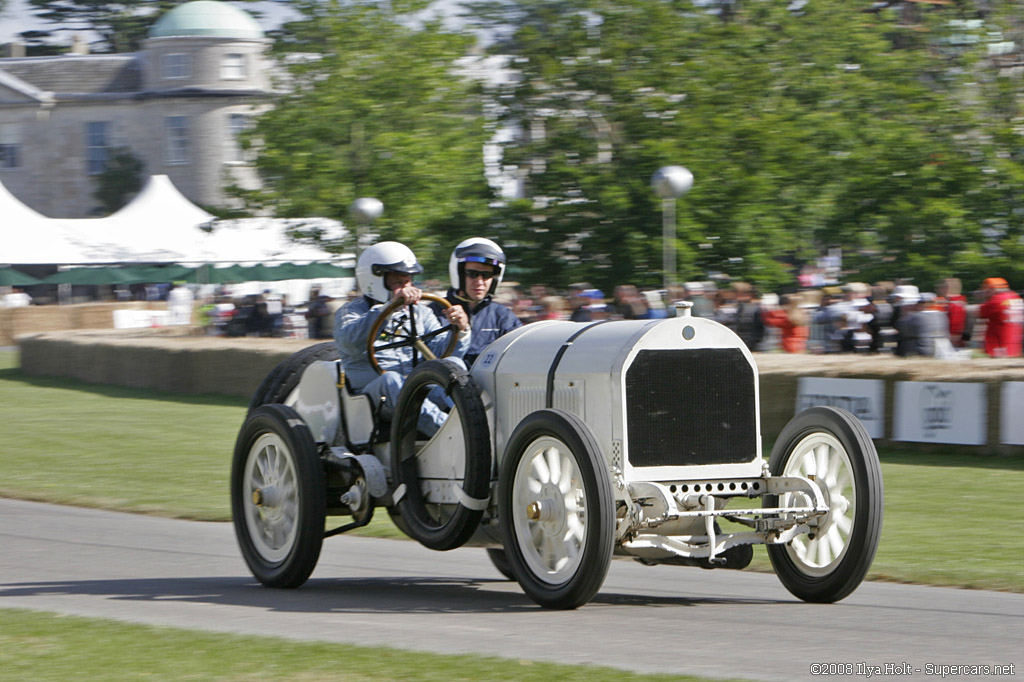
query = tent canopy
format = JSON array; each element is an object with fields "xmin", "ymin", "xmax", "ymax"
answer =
[
  {"xmin": 0, "ymin": 267, "xmax": 42, "ymax": 286},
  {"xmin": 29, "ymin": 263, "xmax": 354, "ymax": 286},
  {"xmin": 1, "ymin": 175, "xmax": 348, "ymax": 267}
]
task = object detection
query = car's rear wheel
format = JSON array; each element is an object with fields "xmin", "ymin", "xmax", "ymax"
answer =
[
  {"xmin": 765, "ymin": 406, "xmax": 883, "ymax": 603},
  {"xmin": 232, "ymin": 404, "xmax": 326, "ymax": 588},
  {"xmin": 390, "ymin": 359, "xmax": 491, "ymax": 551}
]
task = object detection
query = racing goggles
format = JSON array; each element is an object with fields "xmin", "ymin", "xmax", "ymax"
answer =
[
  {"xmin": 372, "ymin": 260, "xmax": 423, "ymax": 276},
  {"xmin": 464, "ymin": 268, "xmax": 496, "ymax": 280}
]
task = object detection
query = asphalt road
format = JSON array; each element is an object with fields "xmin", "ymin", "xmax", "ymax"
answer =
[{"xmin": 2, "ymin": 498, "xmax": 1021, "ymax": 681}]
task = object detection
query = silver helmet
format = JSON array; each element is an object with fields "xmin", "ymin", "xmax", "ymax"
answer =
[
  {"xmin": 448, "ymin": 237, "xmax": 506, "ymax": 296},
  {"xmin": 356, "ymin": 241, "xmax": 423, "ymax": 303}
]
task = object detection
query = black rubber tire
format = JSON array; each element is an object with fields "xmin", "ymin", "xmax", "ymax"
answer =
[
  {"xmin": 248, "ymin": 341, "xmax": 339, "ymax": 413},
  {"xmin": 486, "ymin": 547, "xmax": 516, "ymax": 581},
  {"xmin": 389, "ymin": 359, "xmax": 491, "ymax": 551},
  {"xmin": 498, "ymin": 409, "xmax": 615, "ymax": 609},
  {"xmin": 231, "ymin": 404, "xmax": 326, "ymax": 588},
  {"xmin": 764, "ymin": 406, "xmax": 883, "ymax": 603}
]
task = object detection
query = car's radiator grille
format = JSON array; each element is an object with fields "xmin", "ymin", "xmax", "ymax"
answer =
[{"xmin": 625, "ymin": 349, "xmax": 757, "ymax": 467}]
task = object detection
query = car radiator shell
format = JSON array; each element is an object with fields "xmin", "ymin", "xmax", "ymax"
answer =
[{"xmin": 469, "ymin": 314, "xmax": 763, "ymax": 484}]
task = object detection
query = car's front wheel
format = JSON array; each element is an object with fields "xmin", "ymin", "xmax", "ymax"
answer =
[
  {"xmin": 765, "ymin": 406, "xmax": 883, "ymax": 603},
  {"xmin": 498, "ymin": 409, "xmax": 614, "ymax": 609}
]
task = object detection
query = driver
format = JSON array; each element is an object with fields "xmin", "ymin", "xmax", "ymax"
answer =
[{"xmin": 333, "ymin": 241, "xmax": 470, "ymax": 436}]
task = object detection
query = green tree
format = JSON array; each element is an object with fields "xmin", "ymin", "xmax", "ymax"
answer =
[
  {"xmin": 239, "ymin": 0, "xmax": 492, "ymax": 271},
  {"xmin": 92, "ymin": 147, "xmax": 144, "ymax": 214},
  {"xmin": 473, "ymin": 0, "xmax": 1016, "ymax": 293}
]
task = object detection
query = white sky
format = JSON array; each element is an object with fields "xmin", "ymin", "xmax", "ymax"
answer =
[
  {"xmin": 0, "ymin": 0, "xmax": 35, "ymax": 43},
  {"xmin": 0, "ymin": 0, "xmax": 302, "ymax": 45},
  {"xmin": 0, "ymin": 0, "xmax": 469, "ymax": 46}
]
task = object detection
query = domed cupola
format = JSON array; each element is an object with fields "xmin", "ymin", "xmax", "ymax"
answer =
[
  {"xmin": 142, "ymin": 0, "xmax": 268, "ymax": 92},
  {"xmin": 149, "ymin": 1, "xmax": 264, "ymax": 40}
]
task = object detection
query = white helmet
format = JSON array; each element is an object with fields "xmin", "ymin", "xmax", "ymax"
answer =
[
  {"xmin": 356, "ymin": 241, "xmax": 423, "ymax": 303},
  {"xmin": 449, "ymin": 238, "xmax": 507, "ymax": 296}
]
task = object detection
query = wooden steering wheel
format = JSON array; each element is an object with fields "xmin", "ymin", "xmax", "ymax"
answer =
[{"xmin": 366, "ymin": 292, "xmax": 460, "ymax": 375}]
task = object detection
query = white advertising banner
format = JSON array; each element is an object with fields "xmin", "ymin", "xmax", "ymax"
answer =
[
  {"xmin": 796, "ymin": 377, "xmax": 885, "ymax": 439},
  {"xmin": 1002, "ymin": 382, "xmax": 1024, "ymax": 445},
  {"xmin": 893, "ymin": 382, "xmax": 986, "ymax": 445}
]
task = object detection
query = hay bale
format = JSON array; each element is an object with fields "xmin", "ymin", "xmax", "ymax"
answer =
[{"xmin": 16, "ymin": 330, "xmax": 1023, "ymax": 454}]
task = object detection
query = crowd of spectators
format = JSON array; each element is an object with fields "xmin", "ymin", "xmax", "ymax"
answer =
[
  {"xmin": 483, "ymin": 276, "xmax": 1023, "ymax": 359},
  {"xmin": 7, "ymin": 269, "xmax": 1019, "ymax": 359}
]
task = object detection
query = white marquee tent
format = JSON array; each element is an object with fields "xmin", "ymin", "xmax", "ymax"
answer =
[
  {"xmin": 1, "ymin": 179, "xmax": 88, "ymax": 265},
  {"xmin": 2, "ymin": 175, "xmax": 346, "ymax": 267}
]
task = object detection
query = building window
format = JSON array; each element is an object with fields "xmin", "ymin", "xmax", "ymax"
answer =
[
  {"xmin": 0, "ymin": 124, "xmax": 20, "ymax": 169},
  {"xmin": 165, "ymin": 116, "xmax": 189, "ymax": 164},
  {"xmin": 221, "ymin": 53, "xmax": 246, "ymax": 80},
  {"xmin": 162, "ymin": 53, "xmax": 190, "ymax": 79},
  {"xmin": 226, "ymin": 113, "xmax": 250, "ymax": 163},
  {"xmin": 85, "ymin": 121, "xmax": 110, "ymax": 175}
]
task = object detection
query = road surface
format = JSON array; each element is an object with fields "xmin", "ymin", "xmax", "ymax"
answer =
[{"xmin": 1, "ymin": 498, "xmax": 1020, "ymax": 681}]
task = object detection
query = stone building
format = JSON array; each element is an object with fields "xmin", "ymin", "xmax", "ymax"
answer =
[{"xmin": 0, "ymin": 0, "xmax": 269, "ymax": 218}]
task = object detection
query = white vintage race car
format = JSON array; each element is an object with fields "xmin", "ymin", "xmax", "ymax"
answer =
[{"xmin": 231, "ymin": 295, "xmax": 883, "ymax": 609}]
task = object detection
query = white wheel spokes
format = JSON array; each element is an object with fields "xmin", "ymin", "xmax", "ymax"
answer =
[
  {"xmin": 244, "ymin": 433, "xmax": 300, "ymax": 563},
  {"xmin": 514, "ymin": 437, "xmax": 587, "ymax": 585},
  {"xmin": 783, "ymin": 432, "xmax": 856, "ymax": 575}
]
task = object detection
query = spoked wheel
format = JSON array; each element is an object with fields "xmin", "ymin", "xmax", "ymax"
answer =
[
  {"xmin": 366, "ymin": 293, "xmax": 459, "ymax": 374},
  {"xmin": 498, "ymin": 409, "xmax": 614, "ymax": 609},
  {"xmin": 765, "ymin": 406, "xmax": 883, "ymax": 603},
  {"xmin": 232, "ymin": 404, "xmax": 326, "ymax": 588},
  {"xmin": 390, "ymin": 359, "xmax": 491, "ymax": 551},
  {"xmin": 248, "ymin": 341, "xmax": 339, "ymax": 413}
]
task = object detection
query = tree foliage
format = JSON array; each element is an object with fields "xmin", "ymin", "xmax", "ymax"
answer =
[
  {"xmin": 238, "ymin": 0, "xmax": 493, "ymax": 273},
  {"xmin": 92, "ymin": 147, "xmax": 145, "ymax": 214},
  {"xmin": 234, "ymin": 0, "xmax": 1021, "ymax": 293},
  {"xmin": 464, "ymin": 0, "xmax": 1022, "ymax": 293}
]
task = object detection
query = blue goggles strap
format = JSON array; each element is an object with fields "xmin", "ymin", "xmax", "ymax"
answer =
[{"xmin": 462, "ymin": 256, "xmax": 500, "ymax": 267}]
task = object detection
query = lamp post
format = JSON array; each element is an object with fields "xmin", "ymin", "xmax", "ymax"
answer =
[
  {"xmin": 651, "ymin": 165, "xmax": 693, "ymax": 290},
  {"xmin": 349, "ymin": 197, "xmax": 383, "ymax": 257}
]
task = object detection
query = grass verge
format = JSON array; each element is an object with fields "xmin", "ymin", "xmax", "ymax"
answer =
[
  {"xmin": 0, "ymin": 608, "xmax": 737, "ymax": 682},
  {"xmin": 1, "ymin": 350, "xmax": 1022, "ymax": 591}
]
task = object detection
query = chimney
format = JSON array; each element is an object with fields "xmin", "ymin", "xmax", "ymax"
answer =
[
  {"xmin": 2, "ymin": 41, "xmax": 27, "ymax": 58},
  {"xmin": 70, "ymin": 34, "xmax": 89, "ymax": 55}
]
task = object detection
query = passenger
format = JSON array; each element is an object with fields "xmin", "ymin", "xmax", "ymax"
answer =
[
  {"xmin": 430, "ymin": 238, "xmax": 522, "ymax": 367},
  {"xmin": 333, "ymin": 241, "xmax": 470, "ymax": 436}
]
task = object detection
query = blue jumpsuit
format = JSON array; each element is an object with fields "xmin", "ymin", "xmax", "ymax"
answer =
[{"xmin": 334, "ymin": 295, "xmax": 470, "ymax": 436}]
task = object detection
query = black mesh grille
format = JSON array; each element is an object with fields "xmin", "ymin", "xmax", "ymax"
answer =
[{"xmin": 625, "ymin": 349, "xmax": 757, "ymax": 467}]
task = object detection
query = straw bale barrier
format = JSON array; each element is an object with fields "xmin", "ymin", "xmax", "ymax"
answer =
[
  {"xmin": 0, "ymin": 302, "xmax": 165, "ymax": 346},
  {"xmin": 18, "ymin": 329, "xmax": 317, "ymax": 399},
  {"xmin": 16, "ymin": 329, "xmax": 1024, "ymax": 454}
]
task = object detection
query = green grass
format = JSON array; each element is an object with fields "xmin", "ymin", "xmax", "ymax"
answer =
[
  {"xmin": 1, "ymin": 349, "xmax": 1022, "ymax": 591},
  {"xmin": 0, "ymin": 608, "xmax": 734, "ymax": 682}
]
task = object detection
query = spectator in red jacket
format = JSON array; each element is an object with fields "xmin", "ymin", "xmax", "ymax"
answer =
[
  {"xmin": 978, "ymin": 277, "xmax": 1023, "ymax": 358},
  {"xmin": 763, "ymin": 293, "xmax": 809, "ymax": 353},
  {"xmin": 935, "ymin": 278, "xmax": 971, "ymax": 348}
]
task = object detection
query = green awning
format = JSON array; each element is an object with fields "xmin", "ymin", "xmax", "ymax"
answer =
[
  {"xmin": 0, "ymin": 268, "xmax": 42, "ymax": 287},
  {"xmin": 41, "ymin": 267, "xmax": 134, "ymax": 285}
]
